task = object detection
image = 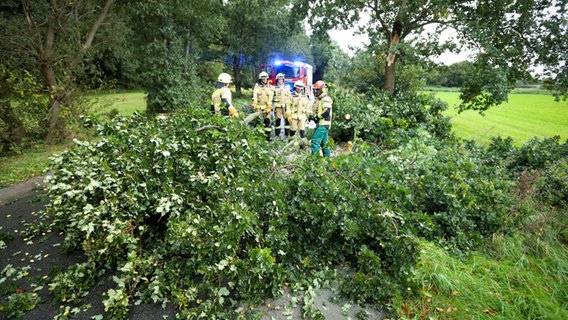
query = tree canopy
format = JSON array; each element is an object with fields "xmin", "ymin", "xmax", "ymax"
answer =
[{"xmin": 300, "ymin": 0, "xmax": 567, "ymax": 111}]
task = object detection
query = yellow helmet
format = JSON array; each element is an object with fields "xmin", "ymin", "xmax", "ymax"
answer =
[
  {"xmin": 259, "ymin": 71, "xmax": 269, "ymax": 79},
  {"xmin": 217, "ymin": 73, "xmax": 233, "ymax": 84}
]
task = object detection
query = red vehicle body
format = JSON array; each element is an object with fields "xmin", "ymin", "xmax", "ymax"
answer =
[{"xmin": 260, "ymin": 60, "xmax": 313, "ymax": 92}]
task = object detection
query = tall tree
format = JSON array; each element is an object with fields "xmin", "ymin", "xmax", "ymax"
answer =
[
  {"xmin": 221, "ymin": 0, "xmax": 305, "ymax": 95},
  {"xmin": 124, "ymin": 0, "xmax": 223, "ymax": 113},
  {"xmin": 298, "ymin": 0, "xmax": 567, "ymax": 111},
  {"xmin": 1, "ymin": 0, "xmax": 116, "ymax": 141}
]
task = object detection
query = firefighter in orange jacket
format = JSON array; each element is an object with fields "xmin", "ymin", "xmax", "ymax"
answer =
[
  {"xmin": 252, "ymin": 71, "xmax": 274, "ymax": 141},
  {"xmin": 211, "ymin": 73, "xmax": 238, "ymax": 118},
  {"xmin": 310, "ymin": 80, "xmax": 332, "ymax": 157},
  {"xmin": 273, "ymin": 73, "xmax": 293, "ymax": 139},
  {"xmin": 288, "ymin": 80, "xmax": 309, "ymax": 141}
]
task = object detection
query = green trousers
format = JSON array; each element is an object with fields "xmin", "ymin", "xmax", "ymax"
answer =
[{"xmin": 311, "ymin": 126, "xmax": 330, "ymax": 157}]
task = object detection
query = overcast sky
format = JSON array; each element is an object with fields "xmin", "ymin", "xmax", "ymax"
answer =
[{"xmin": 328, "ymin": 26, "xmax": 471, "ymax": 65}]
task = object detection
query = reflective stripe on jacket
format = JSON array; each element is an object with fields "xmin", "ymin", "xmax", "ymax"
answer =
[
  {"xmin": 253, "ymin": 83, "xmax": 274, "ymax": 106},
  {"xmin": 211, "ymin": 87, "xmax": 232, "ymax": 115},
  {"xmin": 290, "ymin": 91, "xmax": 309, "ymax": 119},
  {"xmin": 313, "ymin": 93, "xmax": 332, "ymax": 128},
  {"xmin": 273, "ymin": 85, "xmax": 292, "ymax": 109}
]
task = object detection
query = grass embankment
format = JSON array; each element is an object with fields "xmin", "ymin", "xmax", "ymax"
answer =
[{"xmin": 398, "ymin": 222, "xmax": 568, "ymax": 319}]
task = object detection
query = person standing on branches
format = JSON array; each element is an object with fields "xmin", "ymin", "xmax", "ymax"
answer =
[
  {"xmin": 272, "ymin": 73, "xmax": 292, "ymax": 140},
  {"xmin": 252, "ymin": 71, "xmax": 274, "ymax": 141},
  {"xmin": 211, "ymin": 73, "xmax": 239, "ymax": 118},
  {"xmin": 309, "ymin": 80, "xmax": 332, "ymax": 157}
]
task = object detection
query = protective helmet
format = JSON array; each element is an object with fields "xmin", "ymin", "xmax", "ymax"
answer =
[
  {"xmin": 294, "ymin": 80, "xmax": 304, "ymax": 88},
  {"xmin": 259, "ymin": 71, "xmax": 269, "ymax": 79},
  {"xmin": 313, "ymin": 80, "xmax": 326, "ymax": 89},
  {"xmin": 217, "ymin": 73, "xmax": 233, "ymax": 84},
  {"xmin": 276, "ymin": 73, "xmax": 285, "ymax": 80}
]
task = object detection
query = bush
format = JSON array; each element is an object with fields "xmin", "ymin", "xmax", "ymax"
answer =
[
  {"xmin": 537, "ymin": 157, "xmax": 568, "ymax": 206},
  {"xmin": 330, "ymin": 88, "xmax": 452, "ymax": 146}
]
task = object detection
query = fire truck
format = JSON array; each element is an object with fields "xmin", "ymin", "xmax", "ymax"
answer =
[{"xmin": 259, "ymin": 60, "xmax": 313, "ymax": 93}]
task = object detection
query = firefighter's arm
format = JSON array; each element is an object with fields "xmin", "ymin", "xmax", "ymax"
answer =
[
  {"xmin": 252, "ymin": 86, "xmax": 259, "ymax": 110},
  {"xmin": 285, "ymin": 107, "xmax": 291, "ymax": 121},
  {"xmin": 318, "ymin": 97, "xmax": 333, "ymax": 118},
  {"xmin": 265, "ymin": 89, "xmax": 273, "ymax": 113}
]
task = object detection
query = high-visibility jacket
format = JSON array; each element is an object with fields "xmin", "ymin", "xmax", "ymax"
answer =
[
  {"xmin": 211, "ymin": 86, "xmax": 232, "ymax": 115},
  {"xmin": 273, "ymin": 84, "xmax": 292, "ymax": 109},
  {"xmin": 313, "ymin": 92, "xmax": 332, "ymax": 128},
  {"xmin": 252, "ymin": 82, "xmax": 274, "ymax": 107},
  {"xmin": 289, "ymin": 91, "xmax": 309, "ymax": 119}
]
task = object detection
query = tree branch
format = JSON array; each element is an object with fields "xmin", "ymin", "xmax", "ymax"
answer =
[{"xmin": 70, "ymin": 0, "xmax": 114, "ymax": 69}]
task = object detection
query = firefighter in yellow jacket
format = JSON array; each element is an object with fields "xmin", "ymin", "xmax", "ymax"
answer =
[
  {"xmin": 273, "ymin": 73, "xmax": 293, "ymax": 139},
  {"xmin": 310, "ymin": 80, "xmax": 332, "ymax": 157},
  {"xmin": 287, "ymin": 80, "xmax": 309, "ymax": 142},
  {"xmin": 211, "ymin": 73, "xmax": 238, "ymax": 118},
  {"xmin": 252, "ymin": 71, "xmax": 274, "ymax": 141}
]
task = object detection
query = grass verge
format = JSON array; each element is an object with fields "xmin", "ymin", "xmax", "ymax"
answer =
[
  {"xmin": 394, "ymin": 203, "xmax": 568, "ymax": 319},
  {"xmin": 0, "ymin": 144, "xmax": 68, "ymax": 188}
]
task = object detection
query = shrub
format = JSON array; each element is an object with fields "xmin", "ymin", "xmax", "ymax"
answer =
[
  {"xmin": 330, "ymin": 88, "xmax": 452, "ymax": 146},
  {"xmin": 537, "ymin": 157, "xmax": 568, "ymax": 206}
]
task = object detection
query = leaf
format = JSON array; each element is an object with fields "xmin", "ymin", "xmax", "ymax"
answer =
[
  {"xmin": 421, "ymin": 290, "xmax": 433, "ymax": 298},
  {"xmin": 483, "ymin": 308, "xmax": 497, "ymax": 315},
  {"xmin": 218, "ymin": 287, "xmax": 229, "ymax": 297}
]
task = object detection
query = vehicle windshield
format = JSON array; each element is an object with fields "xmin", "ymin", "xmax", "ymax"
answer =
[{"xmin": 276, "ymin": 66, "xmax": 300, "ymax": 78}]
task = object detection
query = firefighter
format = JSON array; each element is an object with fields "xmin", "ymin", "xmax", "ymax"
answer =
[
  {"xmin": 288, "ymin": 80, "xmax": 309, "ymax": 143},
  {"xmin": 309, "ymin": 80, "xmax": 332, "ymax": 157},
  {"xmin": 252, "ymin": 71, "xmax": 274, "ymax": 141},
  {"xmin": 211, "ymin": 73, "xmax": 239, "ymax": 118},
  {"xmin": 273, "ymin": 73, "xmax": 292, "ymax": 139}
]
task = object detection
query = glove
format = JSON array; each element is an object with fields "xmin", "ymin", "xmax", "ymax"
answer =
[
  {"xmin": 285, "ymin": 112, "xmax": 291, "ymax": 119},
  {"xmin": 252, "ymin": 101, "xmax": 258, "ymax": 111},
  {"xmin": 308, "ymin": 114, "xmax": 314, "ymax": 122},
  {"xmin": 264, "ymin": 104, "xmax": 272, "ymax": 114},
  {"xmin": 228, "ymin": 106, "xmax": 239, "ymax": 118}
]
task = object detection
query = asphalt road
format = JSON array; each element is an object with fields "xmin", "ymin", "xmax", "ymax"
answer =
[{"xmin": 0, "ymin": 176, "xmax": 384, "ymax": 320}]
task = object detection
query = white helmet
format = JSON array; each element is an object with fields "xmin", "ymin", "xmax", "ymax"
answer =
[
  {"xmin": 217, "ymin": 73, "xmax": 233, "ymax": 84},
  {"xmin": 294, "ymin": 80, "xmax": 304, "ymax": 88},
  {"xmin": 259, "ymin": 71, "xmax": 269, "ymax": 79},
  {"xmin": 276, "ymin": 73, "xmax": 285, "ymax": 80}
]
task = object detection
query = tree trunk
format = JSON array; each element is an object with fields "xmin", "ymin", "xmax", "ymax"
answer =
[
  {"xmin": 384, "ymin": 19, "xmax": 402, "ymax": 94},
  {"xmin": 233, "ymin": 53, "xmax": 243, "ymax": 96},
  {"xmin": 384, "ymin": 61, "xmax": 396, "ymax": 93},
  {"xmin": 22, "ymin": 0, "xmax": 114, "ymax": 142}
]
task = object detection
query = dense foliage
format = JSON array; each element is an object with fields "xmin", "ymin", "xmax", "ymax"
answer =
[
  {"xmin": 33, "ymin": 91, "xmax": 527, "ymax": 318},
  {"xmin": 330, "ymin": 88, "xmax": 452, "ymax": 145}
]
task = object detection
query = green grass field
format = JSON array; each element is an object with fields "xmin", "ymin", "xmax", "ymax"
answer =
[
  {"xmin": 435, "ymin": 91, "xmax": 568, "ymax": 146},
  {"xmin": 89, "ymin": 90, "xmax": 147, "ymax": 116}
]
